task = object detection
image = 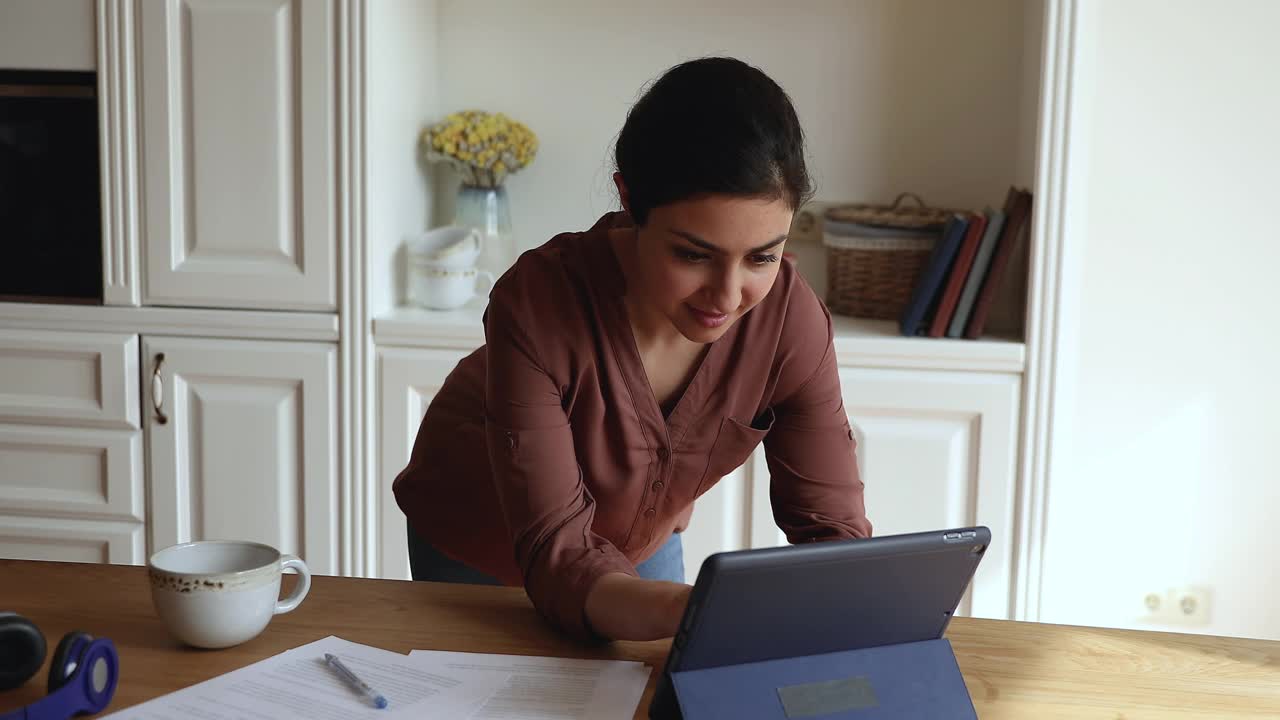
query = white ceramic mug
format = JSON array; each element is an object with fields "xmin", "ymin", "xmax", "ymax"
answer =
[
  {"xmin": 411, "ymin": 265, "xmax": 495, "ymax": 310},
  {"xmin": 405, "ymin": 226, "xmax": 483, "ymax": 270},
  {"xmin": 148, "ymin": 540, "xmax": 311, "ymax": 649}
]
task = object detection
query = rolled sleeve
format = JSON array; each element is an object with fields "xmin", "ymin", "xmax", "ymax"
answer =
[
  {"xmin": 764, "ymin": 296, "xmax": 873, "ymax": 543},
  {"xmin": 484, "ymin": 281, "xmax": 636, "ymax": 642}
]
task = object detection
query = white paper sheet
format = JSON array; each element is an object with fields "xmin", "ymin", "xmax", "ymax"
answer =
[
  {"xmin": 408, "ymin": 650, "xmax": 652, "ymax": 720},
  {"xmin": 103, "ymin": 636, "xmax": 504, "ymax": 719}
]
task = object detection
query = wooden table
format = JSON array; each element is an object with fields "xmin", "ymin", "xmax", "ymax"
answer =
[{"xmin": 2, "ymin": 560, "xmax": 1278, "ymax": 718}]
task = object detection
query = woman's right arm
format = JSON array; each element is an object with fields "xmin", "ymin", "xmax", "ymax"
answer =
[
  {"xmin": 584, "ymin": 573, "xmax": 691, "ymax": 641},
  {"xmin": 485, "ymin": 265, "xmax": 685, "ymax": 642}
]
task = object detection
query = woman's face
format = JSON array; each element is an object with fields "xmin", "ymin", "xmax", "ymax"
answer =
[{"xmin": 629, "ymin": 193, "xmax": 793, "ymax": 344}]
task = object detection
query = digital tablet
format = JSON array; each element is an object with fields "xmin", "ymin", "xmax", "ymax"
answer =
[{"xmin": 649, "ymin": 526, "xmax": 991, "ymax": 719}]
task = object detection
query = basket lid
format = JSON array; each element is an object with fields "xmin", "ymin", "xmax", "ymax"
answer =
[{"xmin": 824, "ymin": 192, "xmax": 952, "ymax": 231}]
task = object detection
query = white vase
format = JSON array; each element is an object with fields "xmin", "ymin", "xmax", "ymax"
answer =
[{"xmin": 454, "ymin": 184, "xmax": 514, "ymax": 277}]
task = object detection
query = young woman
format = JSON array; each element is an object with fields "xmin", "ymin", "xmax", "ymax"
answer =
[{"xmin": 394, "ymin": 56, "xmax": 871, "ymax": 644}]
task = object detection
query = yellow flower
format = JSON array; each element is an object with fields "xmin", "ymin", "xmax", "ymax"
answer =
[{"xmin": 419, "ymin": 109, "xmax": 538, "ymax": 186}]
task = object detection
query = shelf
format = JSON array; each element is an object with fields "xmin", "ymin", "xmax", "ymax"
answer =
[
  {"xmin": 372, "ymin": 302, "xmax": 1025, "ymax": 374},
  {"xmin": 828, "ymin": 315, "xmax": 1024, "ymax": 373},
  {"xmin": 373, "ymin": 299, "xmax": 490, "ymax": 352}
]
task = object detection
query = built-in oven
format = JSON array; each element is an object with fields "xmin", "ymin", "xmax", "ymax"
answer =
[{"xmin": 0, "ymin": 69, "xmax": 102, "ymax": 304}]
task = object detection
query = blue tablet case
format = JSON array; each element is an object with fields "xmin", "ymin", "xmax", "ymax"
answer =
[
  {"xmin": 669, "ymin": 639, "xmax": 975, "ymax": 720},
  {"xmin": 649, "ymin": 527, "xmax": 989, "ymax": 720}
]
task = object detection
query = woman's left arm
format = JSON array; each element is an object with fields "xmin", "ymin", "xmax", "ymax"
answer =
[{"xmin": 763, "ymin": 299, "xmax": 873, "ymax": 543}]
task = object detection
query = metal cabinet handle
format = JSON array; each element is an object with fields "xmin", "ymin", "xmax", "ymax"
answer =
[{"xmin": 152, "ymin": 353, "xmax": 168, "ymax": 425}]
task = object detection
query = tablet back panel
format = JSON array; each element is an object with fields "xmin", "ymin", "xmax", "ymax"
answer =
[{"xmin": 676, "ymin": 527, "xmax": 990, "ymax": 671}]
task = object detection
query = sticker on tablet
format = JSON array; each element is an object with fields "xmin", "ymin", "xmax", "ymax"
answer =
[{"xmin": 776, "ymin": 676, "xmax": 879, "ymax": 717}]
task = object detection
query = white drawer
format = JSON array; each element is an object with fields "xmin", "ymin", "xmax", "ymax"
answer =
[
  {"xmin": 0, "ymin": 329, "xmax": 139, "ymax": 428},
  {"xmin": 0, "ymin": 424, "xmax": 144, "ymax": 523},
  {"xmin": 0, "ymin": 515, "xmax": 145, "ymax": 565}
]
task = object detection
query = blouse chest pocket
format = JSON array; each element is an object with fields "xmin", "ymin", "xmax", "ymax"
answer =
[{"xmin": 691, "ymin": 408, "xmax": 775, "ymax": 500}]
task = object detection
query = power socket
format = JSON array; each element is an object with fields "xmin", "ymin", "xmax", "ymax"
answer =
[
  {"xmin": 788, "ymin": 200, "xmax": 837, "ymax": 245},
  {"xmin": 1139, "ymin": 586, "xmax": 1211, "ymax": 626}
]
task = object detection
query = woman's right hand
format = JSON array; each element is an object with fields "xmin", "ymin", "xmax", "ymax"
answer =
[{"xmin": 583, "ymin": 572, "xmax": 693, "ymax": 641}]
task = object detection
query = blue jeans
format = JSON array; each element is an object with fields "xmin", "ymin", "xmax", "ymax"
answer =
[{"xmin": 407, "ymin": 520, "xmax": 685, "ymax": 585}]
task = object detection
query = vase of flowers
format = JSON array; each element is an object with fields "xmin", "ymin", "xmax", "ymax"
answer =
[{"xmin": 420, "ymin": 110, "xmax": 538, "ymax": 276}]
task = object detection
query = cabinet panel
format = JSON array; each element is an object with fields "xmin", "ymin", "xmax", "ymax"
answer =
[
  {"xmin": 680, "ymin": 463, "xmax": 751, "ymax": 582},
  {"xmin": 144, "ymin": 336, "xmax": 338, "ymax": 574},
  {"xmin": 0, "ymin": 330, "xmax": 139, "ymax": 429},
  {"xmin": 376, "ymin": 347, "xmax": 468, "ymax": 580},
  {"xmin": 747, "ymin": 367, "xmax": 1021, "ymax": 619},
  {"xmin": 0, "ymin": 515, "xmax": 145, "ymax": 565},
  {"xmin": 0, "ymin": 424, "xmax": 143, "ymax": 522},
  {"xmin": 138, "ymin": 0, "xmax": 336, "ymax": 310}
]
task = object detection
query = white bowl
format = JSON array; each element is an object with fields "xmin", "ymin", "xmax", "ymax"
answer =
[{"xmin": 406, "ymin": 226, "xmax": 482, "ymax": 269}]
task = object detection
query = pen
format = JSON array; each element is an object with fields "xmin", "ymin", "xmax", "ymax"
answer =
[{"xmin": 323, "ymin": 652, "xmax": 389, "ymax": 709}]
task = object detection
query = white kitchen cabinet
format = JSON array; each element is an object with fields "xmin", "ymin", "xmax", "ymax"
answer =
[
  {"xmin": 0, "ymin": 329, "xmax": 146, "ymax": 565},
  {"xmin": 372, "ymin": 305, "xmax": 1023, "ymax": 616},
  {"xmin": 677, "ymin": 464, "xmax": 752, "ymax": 581},
  {"xmin": 135, "ymin": 0, "xmax": 337, "ymax": 311},
  {"xmin": 0, "ymin": 329, "xmax": 139, "ymax": 429},
  {"xmin": 725, "ymin": 366, "xmax": 1022, "ymax": 620},
  {"xmin": 375, "ymin": 346, "xmax": 469, "ymax": 580},
  {"xmin": 143, "ymin": 336, "xmax": 339, "ymax": 574},
  {"xmin": 0, "ymin": 424, "xmax": 143, "ymax": 523},
  {"xmin": 0, "ymin": 515, "xmax": 145, "ymax": 565},
  {"xmin": 370, "ymin": 358, "xmax": 1021, "ymax": 614},
  {"xmin": 0, "ymin": 425, "xmax": 146, "ymax": 565},
  {"xmin": 842, "ymin": 367, "xmax": 1020, "ymax": 619}
]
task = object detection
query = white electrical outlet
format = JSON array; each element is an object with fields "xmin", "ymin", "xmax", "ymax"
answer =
[
  {"xmin": 1139, "ymin": 586, "xmax": 1211, "ymax": 626},
  {"xmin": 788, "ymin": 200, "xmax": 837, "ymax": 245}
]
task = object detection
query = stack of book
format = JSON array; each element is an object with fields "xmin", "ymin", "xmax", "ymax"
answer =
[{"xmin": 898, "ymin": 186, "xmax": 1033, "ymax": 339}]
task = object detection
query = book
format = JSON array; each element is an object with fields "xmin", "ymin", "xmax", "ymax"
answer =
[
  {"xmin": 946, "ymin": 204, "xmax": 1008, "ymax": 338},
  {"xmin": 899, "ymin": 214, "xmax": 969, "ymax": 337},
  {"xmin": 963, "ymin": 189, "xmax": 1032, "ymax": 339},
  {"xmin": 928, "ymin": 211, "xmax": 988, "ymax": 338}
]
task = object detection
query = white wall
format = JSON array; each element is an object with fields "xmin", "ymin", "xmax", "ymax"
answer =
[
  {"xmin": 1039, "ymin": 0, "xmax": 1280, "ymax": 640},
  {"xmin": 367, "ymin": 0, "xmax": 442, "ymax": 315},
  {"xmin": 433, "ymin": 0, "xmax": 1033, "ymax": 263},
  {"xmin": 0, "ymin": 0, "xmax": 96, "ymax": 71}
]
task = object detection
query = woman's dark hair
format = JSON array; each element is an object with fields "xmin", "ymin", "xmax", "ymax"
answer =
[{"xmin": 615, "ymin": 57, "xmax": 813, "ymax": 226}]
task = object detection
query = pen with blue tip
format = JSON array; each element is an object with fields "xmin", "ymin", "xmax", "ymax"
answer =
[{"xmin": 324, "ymin": 652, "xmax": 389, "ymax": 709}]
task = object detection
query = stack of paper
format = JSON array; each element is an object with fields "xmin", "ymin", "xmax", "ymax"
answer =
[
  {"xmin": 408, "ymin": 650, "xmax": 652, "ymax": 719},
  {"xmin": 103, "ymin": 636, "xmax": 651, "ymax": 719}
]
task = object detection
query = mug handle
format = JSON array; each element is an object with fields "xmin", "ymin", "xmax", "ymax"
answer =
[
  {"xmin": 274, "ymin": 554, "xmax": 311, "ymax": 615},
  {"xmin": 475, "ymin": 270, "xmax": 496, "ymax": 296}
]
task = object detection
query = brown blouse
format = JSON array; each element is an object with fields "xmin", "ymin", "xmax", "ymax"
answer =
[{"xmin": 393, "ymin": 211, "xmax": 871, "ymax": 641}]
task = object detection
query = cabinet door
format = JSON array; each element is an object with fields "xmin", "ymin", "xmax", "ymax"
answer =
[
  {"xmin": 748, "ymin": 367, "xmax": 1021, "ymax": 620},
  {"xmin": 143, "ymin": 336, "xmax": 338, "ymax": 574},
  {"xmin": 376, "ymin": 347, "xmax": 468, "ymax": 580},
  {"xmin": 137, "ymin": 0, "xmax": 336, "ymax": 310}
]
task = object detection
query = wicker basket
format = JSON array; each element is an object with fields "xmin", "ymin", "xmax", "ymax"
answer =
[{"xmin": 823, "ymin": 193, "xmax": 952, "ymax": 320}]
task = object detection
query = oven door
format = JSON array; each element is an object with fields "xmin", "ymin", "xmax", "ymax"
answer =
[{"xmin": 0, "ymin": 70, "xmax": 102, "ymax": 304}]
